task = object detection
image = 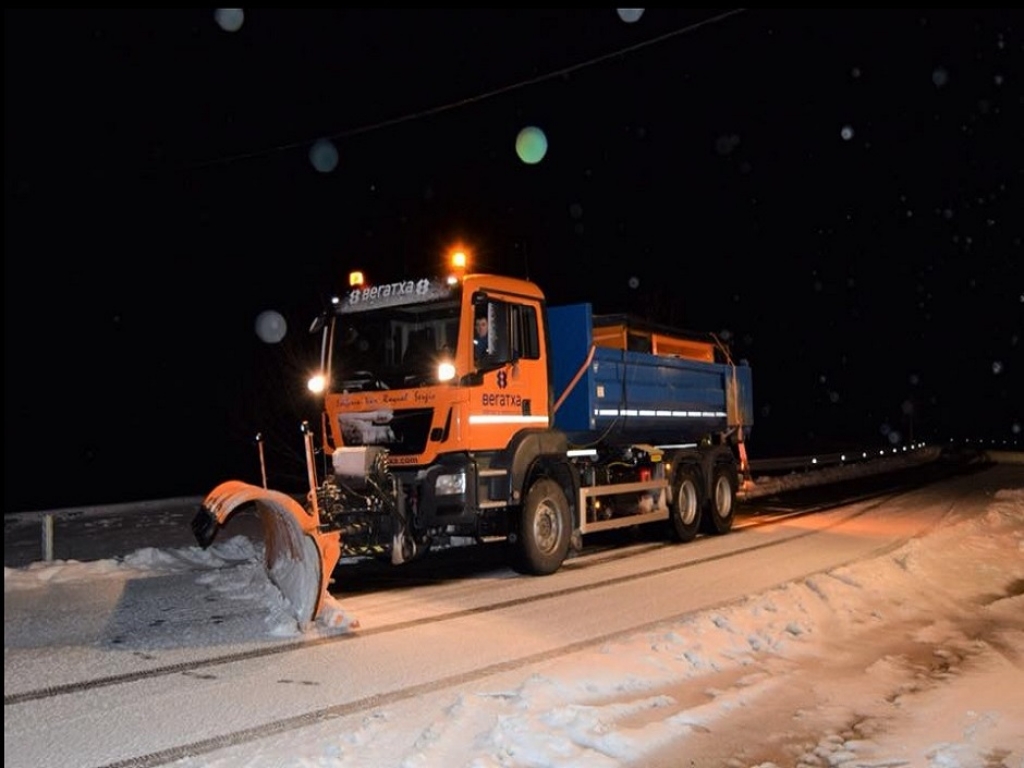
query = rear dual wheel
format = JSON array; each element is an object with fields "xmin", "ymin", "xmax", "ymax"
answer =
[
  {"xmin": 669, "ymin": 465, "xmax": 702, "ymax": 542},
  {"xmin": 701, "ymin": 462, "xmax": 738, "ymax": 535}
]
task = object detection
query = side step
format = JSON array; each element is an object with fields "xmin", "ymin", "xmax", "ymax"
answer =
[{"xmin": 478, "ymin": 467, "xmax": 509, "ymax": 509}]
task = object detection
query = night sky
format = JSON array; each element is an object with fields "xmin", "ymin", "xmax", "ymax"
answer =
[{"xmin": 5, "ymin": 8, "xmax": 1022, "ymax": 513}]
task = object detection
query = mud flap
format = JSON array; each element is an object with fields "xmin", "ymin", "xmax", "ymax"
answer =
[{"xmin": 193, "ymin": 480, "xmax": 341, "ymax": 626}]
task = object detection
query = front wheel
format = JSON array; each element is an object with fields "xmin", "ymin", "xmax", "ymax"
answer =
[
  {"xmin": 512, "ymin": 478, "xmax": 572, "ymax": 575},
  {"xmin": 701, "ymin": 462, "xmax": 738, "ymax": 535}
]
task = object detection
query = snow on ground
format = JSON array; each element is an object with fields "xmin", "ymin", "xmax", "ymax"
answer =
[{"xmin": 5, "ymin": 464, "xmax": 1024, "ymax": 768}]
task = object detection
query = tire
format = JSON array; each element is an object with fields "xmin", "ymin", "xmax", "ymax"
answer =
[
  {"xmin": 668, "ymin": 465, "xmax": 703, "ymax": 542},
  {"xmin": 512, "ymin": 478, "xmax": 572, "ymax": 575},
  {"xmin": 701, "ymin": 462, "xmax": 738, "ymax": 535}
]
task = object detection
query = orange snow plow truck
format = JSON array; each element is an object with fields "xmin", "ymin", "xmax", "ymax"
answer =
[{"xmin": 192, "ymin": 251, "xmax": 754, "ymax": 624}]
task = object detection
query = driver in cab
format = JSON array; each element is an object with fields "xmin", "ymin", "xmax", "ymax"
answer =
[{"xmin": 473, "ymin": 315, "xmax": 490, "ymax": 362}]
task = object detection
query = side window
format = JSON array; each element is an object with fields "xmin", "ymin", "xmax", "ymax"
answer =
[
  {"xmin": 472, "ymin": 296, "xmax": 540, "ymax": 364},
  {"xmin": 509, "ymin": 303, "xmax": 540, "ymax": 360}
]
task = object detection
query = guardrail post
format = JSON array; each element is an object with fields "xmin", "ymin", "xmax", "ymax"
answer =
[{"xmin": 42, "ymin": 514, "xmax": 54, "ymax": 562}]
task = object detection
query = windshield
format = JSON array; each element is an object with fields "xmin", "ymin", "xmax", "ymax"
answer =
[{"xmin": 329, "ymin": 299, "xmax": 462, "ymax": 391}]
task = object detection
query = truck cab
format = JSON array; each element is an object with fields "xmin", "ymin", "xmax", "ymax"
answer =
[{"xmin": 317, "ymin": 272, "xmax": 551, "ymax": 464}]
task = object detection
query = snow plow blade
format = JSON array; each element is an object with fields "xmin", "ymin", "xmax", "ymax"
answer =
[{"xmin": 192, "ymin": 480, "xmax": 341, "ymax": 626}]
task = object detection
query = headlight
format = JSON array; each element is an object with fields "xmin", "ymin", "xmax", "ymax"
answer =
[
  {"xmin": 435, "ymin": 472, "xmax": 466, "ymax": 495},
  {"xmin": 308, "ymin": 373, "xmax": 326, "ymax": 394},
  {"xmin": 438, "ymin": 362, "xmax": 456, "ymax": 382}
]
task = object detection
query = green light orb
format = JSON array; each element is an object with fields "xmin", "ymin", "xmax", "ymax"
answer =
[{"xmin": 515, "ymin": 126, "xmax": 548, "ymax": 165}]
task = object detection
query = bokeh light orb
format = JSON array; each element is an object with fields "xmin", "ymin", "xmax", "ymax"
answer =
[
  {"xmin": 255, "ymin": 310, "xmax": 287, "ymax": 344},
  {"xmin": 715, "ymin": 133, "xmax": 740, "ymax": 156},
  {"xmin": 616, "ymin": 9, "xmax": 645, "ymax": 23},
  {"xmin": 515, "ymin": 126, "xmax": 548, "ymax": 165},
  {"xmin": 214, "ymin": 8, "xmax": 245, "ymax": 33},
  {"xmin": 309, "ymin": 139, "xmax": 339, "ymax": 173}
]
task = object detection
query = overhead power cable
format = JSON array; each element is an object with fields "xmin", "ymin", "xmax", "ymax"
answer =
[{"xmin": 190, "ymin": 8, "xmax": 748, "ymax": 171}]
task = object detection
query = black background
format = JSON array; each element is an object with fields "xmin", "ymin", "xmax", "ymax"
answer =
[{"xmin": 5, "ymin": 9, "xmax": 1021, "ymax": 511}]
